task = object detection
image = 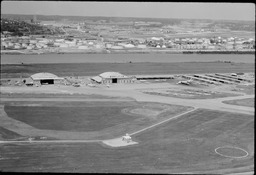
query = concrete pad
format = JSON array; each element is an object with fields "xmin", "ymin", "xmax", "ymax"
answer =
[{"xmin": 102, "ymin": 137, "xmax": 138, "ymax": 147}]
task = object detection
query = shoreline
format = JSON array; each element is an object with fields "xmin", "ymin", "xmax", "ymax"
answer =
[
  {"xmin": 1, "ymin": 49, "xmax": 255, "ymax": 55},
  {"xmin": 1, "ymin": 62, "xmax": 254, "ymax": 79}
]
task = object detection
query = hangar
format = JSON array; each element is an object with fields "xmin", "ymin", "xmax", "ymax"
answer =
[
  {"xmin": 91, "ymin": 72, "xmax": 135, "ymax": 84},
  {"xmin": 30, "ymin": 72, "xmax": 64, "ymax": 86}
]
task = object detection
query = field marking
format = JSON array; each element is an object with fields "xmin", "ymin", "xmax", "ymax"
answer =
[
  {"xmin": 102, "ymin": 108, "xmax": 197, "ymax": 147},
  {"xmin": 129, "ymin": 108, "xmax": 197, "ymax": 136},
  {"xmin": 215, "ymin": 146, "xmax": 249, "ymax": 159}
]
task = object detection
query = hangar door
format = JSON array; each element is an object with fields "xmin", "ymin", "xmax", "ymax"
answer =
[
  {"xmin": 40, "ymin": 79, "xmax": 54, "ymax": 85},
  {"xmin": 112, "ymin": 78, "xmax": 117, "ymax": 83}
]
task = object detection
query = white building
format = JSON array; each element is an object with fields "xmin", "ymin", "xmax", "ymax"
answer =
[
  {"xmin": 30, "ymin": 72, "xmax": 64, "ymax": 86},
  {"xmin": 91, "ymin": 72, "xmax": 135, "ymax": 84}
]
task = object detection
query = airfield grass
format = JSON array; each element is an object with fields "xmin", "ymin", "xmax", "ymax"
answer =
[
  {"xmin": 133, "ymin": 108, "xmax": 254, "ymax": 172},
  {"xmin": 0, "ymin": 126, "xmax": 22, "ymax": 140},
  {"xmin": 5, "ymin": 105, "xmax": 136, "ymax": 132},
  {"xmin": 0, "ymin": 109, "xmax": 253, "ymax": 173},
  {"xmin": 235, "ymin": 84, "xmax": 255, "ymax": 95},
  {"xmin": 3, "ymin": 101, "xmax": 191, "ymax": 137},
  {"xmin": 222, "ymin": 98, "xmax": 255, "ymax": 107},
  {"xmin": 0, "ymin": 93, "xmax": 132, "ymax": 99}
]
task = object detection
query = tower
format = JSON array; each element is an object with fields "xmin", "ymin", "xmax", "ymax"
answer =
[
  {"xmin": 33, "ymin": 15, "xmax": 37, "ymax": 22},
  {"xmin": 31, "ymin": 15, "xmax": 37, "ymax": 23}
]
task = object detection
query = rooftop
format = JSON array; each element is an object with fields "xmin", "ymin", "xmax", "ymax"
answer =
[
  {"xmin": 31, "ymin": 72, "xmax": 63, "ymax": 80},
  {"xmin": 99, "ymin": 72, "xmax": 127, "ymax": 79}
]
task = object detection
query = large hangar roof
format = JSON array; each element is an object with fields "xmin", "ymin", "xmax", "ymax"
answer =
[
  {"xmin": 31, "ymin": 72, "xmax": 63, "ymax": 80},
  {"xmin": 99, "ymin": 72, "xmax": 127, "ymax": 79}
]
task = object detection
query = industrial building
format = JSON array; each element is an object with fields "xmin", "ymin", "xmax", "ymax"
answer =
[
  {"xmin": 135, "ymin": 74, "xmax": 174, "ymax": 80},
  {"xmin": 91, "ymin": 72, "xmax": 135, "ymax": 84},
  {"xmin": 29, "ymin": 72, "xmax": 64, "ymax": 86}
]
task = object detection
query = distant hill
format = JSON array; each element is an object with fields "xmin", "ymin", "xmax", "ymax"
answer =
[
  {"xmin": 1, "ymin": 14, "xmax": 183, "ymax": 25},
  {"xmin": 1, "ymin": 14, "xmax": 255, "ymax": 32},
  {"xmin": 1, "ymin": 18, "xmax": 64, "ymax": 36}
]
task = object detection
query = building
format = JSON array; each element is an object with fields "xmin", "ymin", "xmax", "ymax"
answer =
[
  {"xmin": 91, "ymin": 72, "xmax": 135, "ymax": 84},
  {"xmin": 30, "ymin": 72, "xmax": 64, "ymax": 85},
  {"xmin": 24, "ymin": 77, "xmax": 34, "ymax": 86}
]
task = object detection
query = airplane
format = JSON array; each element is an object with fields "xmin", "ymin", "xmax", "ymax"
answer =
[{"xmin": 177, "ymin": 79, "xmax": 193, "ymax": 85}]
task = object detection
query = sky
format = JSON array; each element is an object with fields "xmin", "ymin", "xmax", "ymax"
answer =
[{"xmin": 1, "ymin": 1, "xmax": 255, "ymax": 21}]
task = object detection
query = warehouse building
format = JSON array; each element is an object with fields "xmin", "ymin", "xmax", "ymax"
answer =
[
  {"xmin": 91, "ymin": 72, "xmax": 135, "ymax": 84},
  {"xmin": 30, "ymin": 72, "xmax": 64, "ymax": 86}
]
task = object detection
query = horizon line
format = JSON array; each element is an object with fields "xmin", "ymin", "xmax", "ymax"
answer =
[{"xmin": 2, "ymin": 13, "xmax": 255, "ymax": 22}]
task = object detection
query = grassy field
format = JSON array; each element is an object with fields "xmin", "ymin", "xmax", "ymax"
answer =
[
  {"xmin": 2, "ymin": 101, "xmax": 191, "ymax": 140},
  {"xmin": 1, "ymin": 62, "xmax": 255, "ymax": 78},
  {"xmin": 0, "ymin": 126, "xmax": 22, "ymax": 140},
  {"xmin": 222, "ymin": 98, "xmax": 255, "ymax": 107},
  {"xmin": 0, "ymin": 109, "xmax": 253, "ymax": 173},
  {"xmin": 235, "ymin": 84, "xmax": 255, "ymax": 95},
  {"xmin": 5, "ymin": 105, "xmax": 136, "ymax": 132}
]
